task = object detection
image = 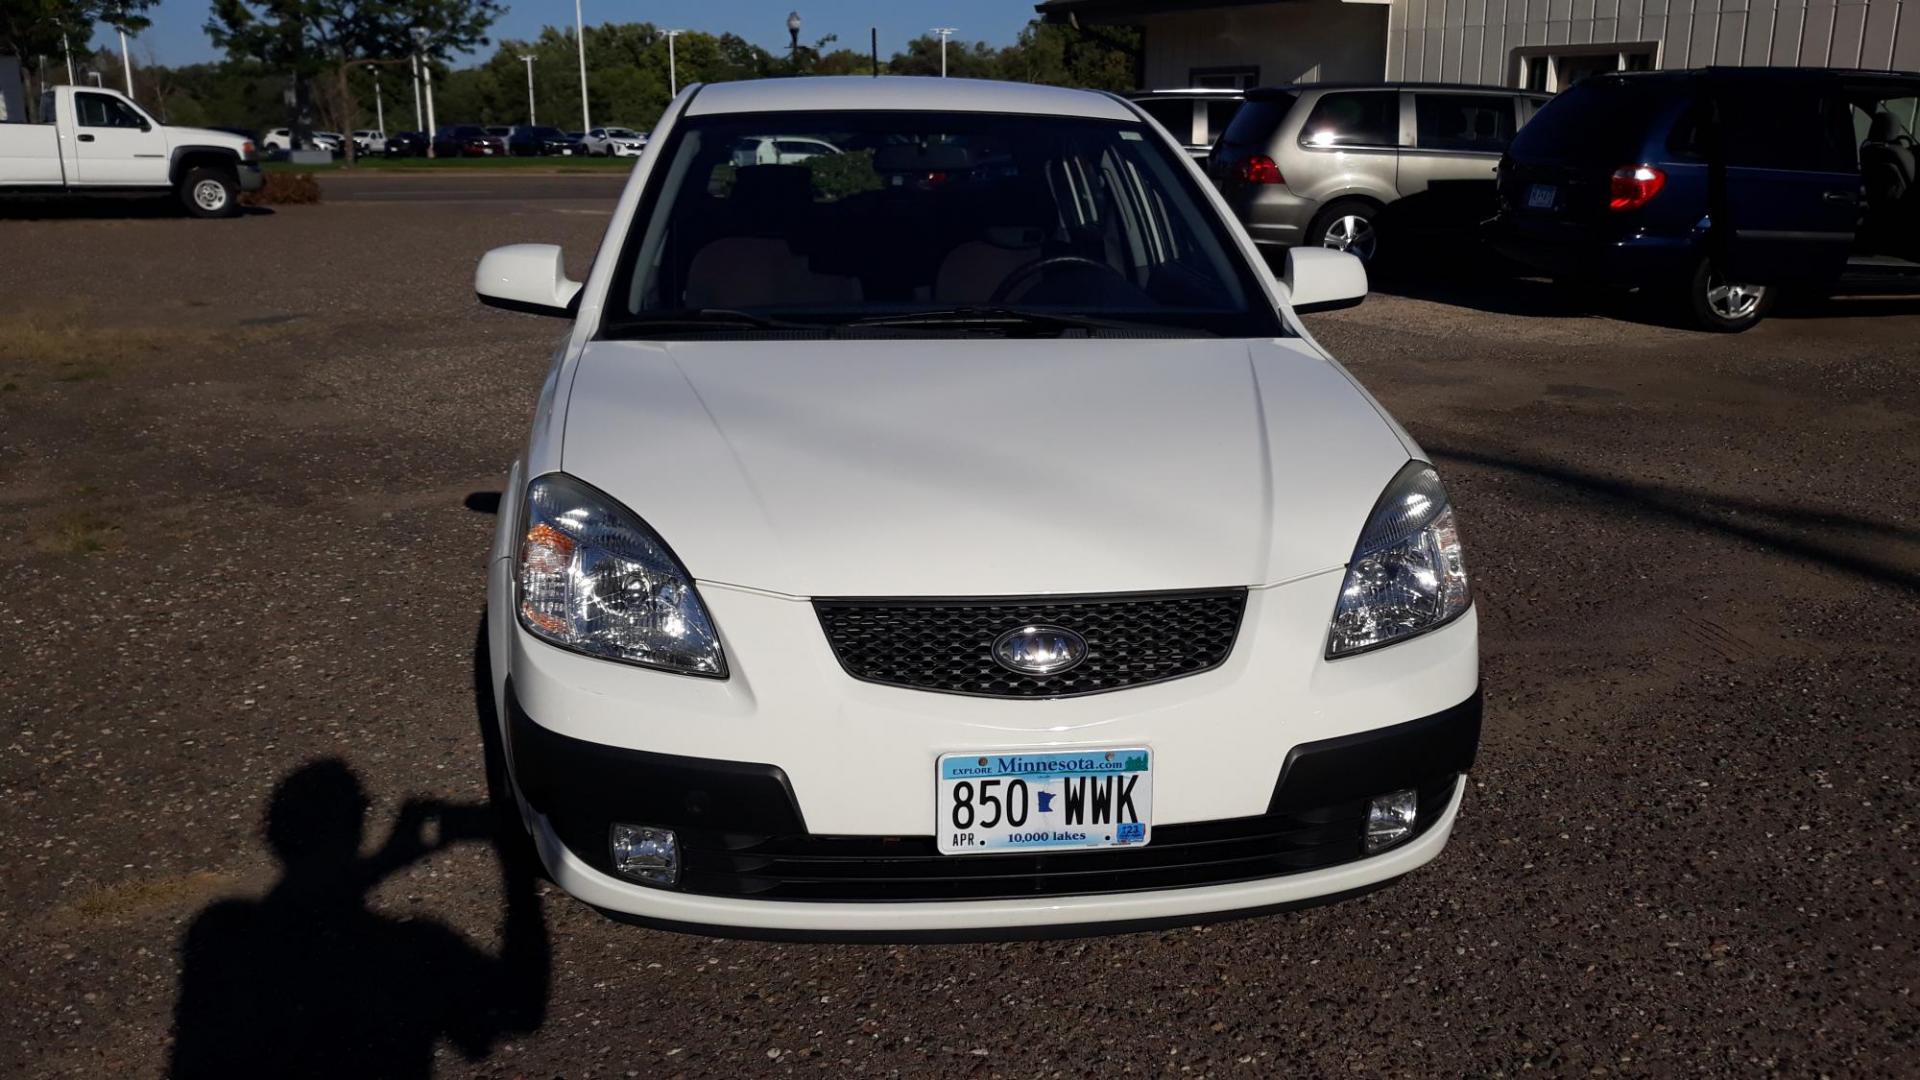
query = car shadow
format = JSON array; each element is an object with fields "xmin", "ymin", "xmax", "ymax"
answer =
[
  {"xmin": 1429, "ymin": 443, "xmax": 1920, "ymax": 593},
  {"xmin": 167, "ymin": 626, "xmax": 548, "ymax": 1077}
]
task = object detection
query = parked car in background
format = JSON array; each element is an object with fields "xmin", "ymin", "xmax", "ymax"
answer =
[
  {"xmin": 263, "ymin": 127, "xmax": 335, "ymax": 154},
  {"xmin": 351, "ymin": 129, "xmax": 387, "ymax": 155},
  {"xmin": 1209, "ymin": 82, "xmax": 1548, "ymax": 264},
  {"xmin": 383, "ymin": 130, "xmax": 428, "ymax": 157},
  {"xmin": 0, "ymin": 85, "xmax": 261, "ymax": 217},
  {"xmin": 1127, "ymin": 88, "xmax": 1245, "ymax": 164},
  {"xmin": 582, "ymin": 126, "xmax": 648, "ymax": 157},
  {"xmin": 485, "ymin": 125, "xmax": 513, "ymax": 140},
  {"xmin": 433, "ymin": 125, "xmax": 508, "ymax": 158},
  {"xmin": 470, "ymin": 76, "xmax": 1477, "ymax": 938},
  {"xmin": 311, "ymin": 130, "xmax": 344, "ymax": 154},
  {"xmin": 1492, "ymin": 66, "xmax": 1920, "ymax": 332},
  {"xmin": 727, "ymin": 134, "xmax": 842, "ymax": 166},
  {"xmin": 507, "ymin": 125, "xmax": 585, "ymax": 157}
]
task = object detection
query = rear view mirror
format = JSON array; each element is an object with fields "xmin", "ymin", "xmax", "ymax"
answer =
[
  {"xmin": 1282, "ymin": 247, "xmax": 1367, "ymax": 314},
  {"xmin": 475, "ymin": 244, "xmax": 582, "ymax": 318}
]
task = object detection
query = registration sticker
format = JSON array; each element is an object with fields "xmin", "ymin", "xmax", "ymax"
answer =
[{"xmin": 936, "ymin": 748, "xmax": 1152, "ymax": 855}]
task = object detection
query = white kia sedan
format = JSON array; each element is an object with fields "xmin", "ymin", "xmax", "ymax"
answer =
[{"xmin": 475, "ymin": 77, "xmax": 1478, "ymax": 939}]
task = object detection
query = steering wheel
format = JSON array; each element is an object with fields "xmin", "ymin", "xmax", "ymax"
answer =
[{"xmin": 989, "ymin": 255, "xmax": 1125, "ymax": 304}]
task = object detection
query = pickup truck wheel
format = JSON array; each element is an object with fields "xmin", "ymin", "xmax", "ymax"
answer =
[{"xmin": 179, "ymin": 166, "xmax": 240, "ymax": 219}]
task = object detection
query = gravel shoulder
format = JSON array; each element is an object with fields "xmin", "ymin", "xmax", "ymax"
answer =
[{"xmin": 1, "ymin": 194, "xmax": 1915, "ymax": 1077}]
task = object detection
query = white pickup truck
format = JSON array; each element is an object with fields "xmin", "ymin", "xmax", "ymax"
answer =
[{"xmin": 0, "ymin": 85, "xmax": 263, "ymax": 217}]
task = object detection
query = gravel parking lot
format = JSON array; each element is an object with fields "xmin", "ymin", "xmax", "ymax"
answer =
[{"xmin": 3, "ymin": 173, "xmax": 1916, "ymax": 1077}]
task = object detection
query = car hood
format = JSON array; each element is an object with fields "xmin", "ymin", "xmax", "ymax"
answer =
[
  {"xmin": 166, "ymin": 126, "xmax": 251, "ymax": 152},
  {"xmin": 559, "ymin": 337, "xmax": 1412, "ymax": 597}
]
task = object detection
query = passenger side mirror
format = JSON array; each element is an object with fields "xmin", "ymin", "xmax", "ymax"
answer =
[
  {"xmin": 1281, "ymin": 247, "xmax": 1367, "ymax": 314},
  {"xmin": 475, "ymin": 244, "xmax": 582, "ymax": 318}
]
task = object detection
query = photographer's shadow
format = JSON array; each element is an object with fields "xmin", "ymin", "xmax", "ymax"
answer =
[{"xmin": 168, "ymin": 758, "xmax": 548, "ymax": 1078}]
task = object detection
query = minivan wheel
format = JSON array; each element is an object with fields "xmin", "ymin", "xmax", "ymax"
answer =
[
  {"xmin": 1685, "ymin": 258, "xmax": 1773, "ymax": 332},
  {"xmin": 1307, "ymin": 199, "xmax": 1381, "ymax": 263}
]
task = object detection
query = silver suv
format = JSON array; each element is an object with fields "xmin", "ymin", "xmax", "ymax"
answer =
[{"xmin": 1209, "ymin": 82, "xmax": 1548, "ymax": 264}]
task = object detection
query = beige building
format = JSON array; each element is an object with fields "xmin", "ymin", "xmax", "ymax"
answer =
[{"xmin": 1038, "ymin": 0, "xmax": 1920, "ymax": 89}]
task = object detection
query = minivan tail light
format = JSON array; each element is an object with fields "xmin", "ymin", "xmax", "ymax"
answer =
[
  {"xmin": 1608, "ymin": 165, "xmax": 1667, "ymax": 211},
  {"xmin": 1239, "ymin": 155, "xmax": 1284, "ymax": 185}
]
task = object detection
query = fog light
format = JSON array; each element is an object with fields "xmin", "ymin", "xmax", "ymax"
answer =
[
  {"xmin": 1364, "ymin": 789, "xmax": 1418, "ymax": 854},
  {"xmin": 610, "ymin": 824, "xmax": 679, "ymax": 886}
]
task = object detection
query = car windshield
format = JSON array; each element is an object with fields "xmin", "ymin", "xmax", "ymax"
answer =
[
  {"xmin": 603, "ymin": 110, "xmax": 1282, "ymax": 338},
  {"xmin": 524, "ymin": 126, "xmax": 566, "ymax": 139}
]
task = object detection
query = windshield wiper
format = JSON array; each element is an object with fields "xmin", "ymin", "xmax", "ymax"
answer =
[
  {"xmin": 603, "ymin": 308, "xmax": 827, "ymax": 336},
  {"xmin": 842, "ymin": 306, "xmax": 1182, "ymax": 335}
]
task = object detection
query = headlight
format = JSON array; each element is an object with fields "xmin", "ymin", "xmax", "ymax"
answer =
[
  {"xmin": 1326, "ymin": 462, "xmax": 1470, "ymax": 658},
  {"xmin": 516, "ymin": 473, "xmax": 726, "ymax": 676}
]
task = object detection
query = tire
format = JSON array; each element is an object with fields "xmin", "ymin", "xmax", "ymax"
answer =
[
  {"xmin": 1683, "ymin": 256, "xmax": 1774, "ymax": 332},
  {"xmin": 178, "ymin": 166, "xmax": 239, "ymax": 219},
  {"xmin": 1305, "ymin": 198, "xmax": 1383, "ymax": 265}
]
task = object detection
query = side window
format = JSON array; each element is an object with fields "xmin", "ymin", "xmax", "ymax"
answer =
[
  {"xmin": 1667, "ymin": 96, "xmax": 1712, "ymax": 160},
  {"xmin": 1136, "ymin": 98, "xmax": 1194, "ymax": 142},
  {"xmin": 1718, "ymin": 83, "xmax": 1854, "ymax": 172},
  {"xmin": 38, "ymin": 91, "xmax": 56, "ymax": 124},
  {"xmin": 1298, "ymin": 92, "xmax": 1398, "ymax": 149},
  {"xmin": 75, "ymin": 93, "xmax": 144, "ymax": 129},
  {"xmin": 1413, "ymin": 93, "xmax": 1516, "ymax": 152}
]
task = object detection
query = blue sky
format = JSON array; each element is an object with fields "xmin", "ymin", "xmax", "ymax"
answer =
[{"xmin": 88, "ymin": 0, "xmax": 1043, "ymax": 67}]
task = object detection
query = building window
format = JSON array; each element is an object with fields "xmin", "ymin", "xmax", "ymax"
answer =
[
  {"xmin": 1512, "ymin": 45, "xmax": 1658, "ymax": 92},
  {"xmin": 1188, "ymin": 66, "xmax": 1258, "ymax": 90}
]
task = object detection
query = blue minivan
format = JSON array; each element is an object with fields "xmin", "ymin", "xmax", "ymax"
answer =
[{"xmin": 1491, "ymin": 67, "xmax": 1920, "ymax": 331}]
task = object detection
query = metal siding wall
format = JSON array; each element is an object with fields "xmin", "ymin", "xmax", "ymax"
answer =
[{"xmin": 1386, "ymin": 0, "xmax": 1914, "ymax": 86}]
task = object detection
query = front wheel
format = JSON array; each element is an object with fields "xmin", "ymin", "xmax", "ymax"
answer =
[
  {"xmin": 1305, "ymin": 199, "xmax": 1382, "ymax": 264},
  {"xmin": 1685, "ymin": 258, "xmax": 1773, "ymax": 332},
  {"xmin": 179, "ymin": 166, "xmax": 239, "ymax": 219}
]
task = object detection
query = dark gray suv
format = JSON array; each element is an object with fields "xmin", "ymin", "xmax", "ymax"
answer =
[{"xmin": 1209, "ymin": 82, "xmax": 1549, "ymax": 264}]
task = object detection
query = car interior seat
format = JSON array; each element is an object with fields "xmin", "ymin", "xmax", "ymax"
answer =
[
  {"xmin": 683, "ymin": 164, "xmax": 863, "ymax": 309},
  {"xmin": 1859, "ymin": 109, "xmax": 1918, "ymax": 255}
]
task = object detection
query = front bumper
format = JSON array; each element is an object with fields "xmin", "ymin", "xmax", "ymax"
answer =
[
  {"xmin": 237, "ymin": 162, "xmax": 264, "ymax": 192},
  {"xmin": 492, "ymin": 558, "xmax": 1480, "ymax": 936},
  {"xmin": 510, "ymin": 683, "xmax": 1476, "ymax": 934}
]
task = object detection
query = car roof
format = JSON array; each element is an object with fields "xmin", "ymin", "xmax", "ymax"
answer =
[
  {"xmin": 1127, "ymin": 88, "xmax": 1244, "ymax": 98},
  {"xmin": 684, "ymin": 76, "xmax": 1136, "ymax": 121},
  {"xmin": 1246, "ymin": 81, "xmax": 1543, "ymax": 98}
]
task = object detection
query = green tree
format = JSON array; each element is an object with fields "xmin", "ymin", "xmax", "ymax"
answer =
[
  {"xmin": 2, "ymin": 0, "xmax": 154, "ymax": 63},
  {"xmin": 206, "ymin": 0, "xmax": 503, "ymax": 163}
]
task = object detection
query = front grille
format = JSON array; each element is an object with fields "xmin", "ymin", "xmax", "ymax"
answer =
[
  {"xmin": 813, "ymin": 589, "xmax": 1247, "ymax": 698},
  {"xmin": 673, "ymin": 776, "xmax": 1458, "ymax": 902}
]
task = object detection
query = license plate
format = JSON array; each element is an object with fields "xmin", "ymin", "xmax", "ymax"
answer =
[
  {"xmin": 936, "ymin": 748, "xmax": 1152, "ymax": 855},
  {"xmin": 1527, "ymin": 183, "xmax": 1557, "ymax": 209}
]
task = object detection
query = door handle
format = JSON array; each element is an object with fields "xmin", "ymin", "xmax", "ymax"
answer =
[
  {"xmin": 77, "ymin": 133, "xmax": 95, "ymax": 142},
  {"xmin": 1822, "ymin": 190, "xmax": 1856, "ymax": 204}
]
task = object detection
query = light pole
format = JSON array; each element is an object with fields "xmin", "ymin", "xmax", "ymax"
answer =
[
  {"xmin": 573, "ymin": 0, "xmax": 591, "ymax": 132},
  {"xmin": 117, "ymin": 28, "xmax": 133, "ymax": 95},
  {"xmin": 412, "ymin": 29, "xmax": 438, "ymax": 157},
  {"xmin": 520, "ymin": 54, "xmax": 536, "ymax": 124},
  {"xmin": 373, "ymin": 69, "xmax": 385, "ymax": 134},
  {"xmin": 62, "ymin": 33, "xmax": 74, "ymax": 84},
  {"xmin": 86, "ymin": 70, "xmax": 102, "ymax": 86},
  {"xmin": 787, "ymin": 11, "xmax": 801, "ymax": 63},
  {"xmin": 930, "ymin": 27, "xmax": 957, "ymax": 78},
  {"xmin": 409, "ymin": 52, "xmax": 423, "ymax": 130},
  {"xmin": 663, "ymin": 29, "xmax": 683, "ymax": 98}
]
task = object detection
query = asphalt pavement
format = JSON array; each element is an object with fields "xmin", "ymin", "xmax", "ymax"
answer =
[
  {"xmin": 318, "ymin": 170, "xmax": 630, "ymax": 203},
  {"xmin": 1, "ymin": 183, "xmax": 1915, "ymax": 1077}
]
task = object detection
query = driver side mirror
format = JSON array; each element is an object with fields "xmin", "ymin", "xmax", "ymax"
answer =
[
  {"xmin": 475, "ymin": 244, "xmax": 582, "ymax": 318},
  {"xmin": 1280, "ymin": 247, "xmax": 1367, "ymax": 314}
]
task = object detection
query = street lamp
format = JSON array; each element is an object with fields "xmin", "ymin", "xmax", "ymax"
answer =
[
  {"xmin": 574, "ymin": 0, "xmax": 591, "ymax": 132},
  {"xmin": 520, "ymin": 54, "xmax": 537, "ymax": 125},
  {"xmin": 117, "ymin": 28, "xmax": 133, "ymax": 96},
  {"xmin": 663, "ymin": 29, "xmax": 684, "ymax": 98},
  {"xmin": 787, "ymin": 11, "xmax": 801, "ymax": 59},
  {"xmin": 85, "ymin": 70, "xmax": 102, "ymax": 86},
  {"xmin": 930, "ymin": 27, "xmax": 957, "ymax": 78},
  {"xmin": 412, "ymin": 27, "xmax": 439, "ymax": 158}
]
